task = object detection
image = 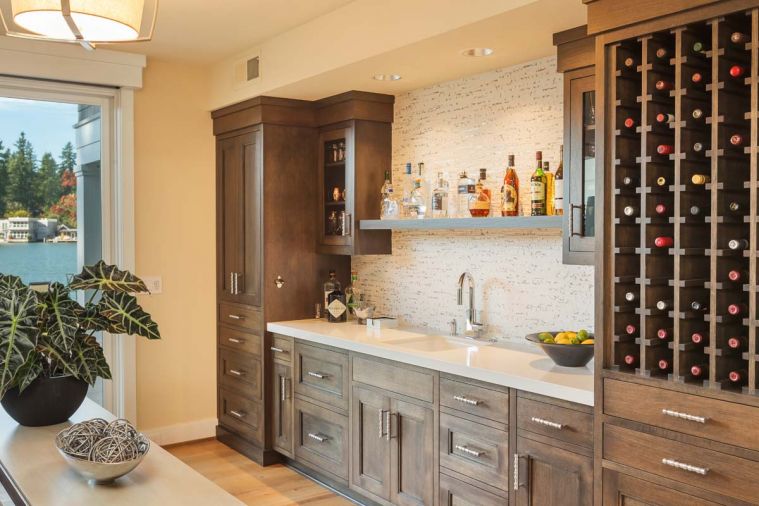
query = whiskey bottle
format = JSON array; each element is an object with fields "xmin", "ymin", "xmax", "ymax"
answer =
[
  {"xmin": 530, "ymin": 152, "xmax": 547, "ymax": 216},
  {"xmin": 469, "ymin": 169, "xmax": 491, "ymax": 217},
  {"xmin": 323, "ymin": 270, "xmax": 341, "ymax": 317},
  {"xmin": 501, "ymin": 155, "xmax": 520, "ymax": 217},
  {"xmin": 431, "ymin": 172, "xmax": 450, "ymax": 218},
  {"xmin": 327, "ymin": 283, "xmax": 348, "ymax": 323},
  {"xmin": 554, "ymin": 148, "xmax": 564, "ymax": 216},
  {"xmin": 457, "ymin": 171, "xmax": 475, "ymax": 218},
  {"xmin": 544, "ymin": 162, "xmax": 555, "ymax": 215}
]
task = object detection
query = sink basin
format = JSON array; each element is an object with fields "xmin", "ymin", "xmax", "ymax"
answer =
[{"xmin": 383, "ymin": 335, "xmax": 488, "ymax": 352}]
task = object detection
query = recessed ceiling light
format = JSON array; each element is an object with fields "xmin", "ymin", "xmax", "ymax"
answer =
[
  {"xmin": 373, "ymin": 74, "xmax": 402, "ymax": 81},
  {"xmin": 462, "ymin": 48, "xmax": 494, "ymax": 57}
]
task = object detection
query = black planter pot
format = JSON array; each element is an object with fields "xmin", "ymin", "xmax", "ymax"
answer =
[{"xmin": 1, "ymin": 375, "xmax": 88, "ymax": 427}]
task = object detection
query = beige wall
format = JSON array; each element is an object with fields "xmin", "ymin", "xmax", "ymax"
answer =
[{"xmin": 133, "ymin": 59, "xmax": 216, "ymax": 434}]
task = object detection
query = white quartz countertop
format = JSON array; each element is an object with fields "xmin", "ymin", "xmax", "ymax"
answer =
[
  {"xmin": 267, "ymin": 319, "xmax": 594, "ymax": 406},
  {"xmin": 0, "ymin": 399, "xmax": 242, "ymax": 506}
]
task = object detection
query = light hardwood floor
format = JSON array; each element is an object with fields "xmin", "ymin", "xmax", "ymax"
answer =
[{"xmin": 167, "ymin": 439, "xmax": 353, "ymax": 506}]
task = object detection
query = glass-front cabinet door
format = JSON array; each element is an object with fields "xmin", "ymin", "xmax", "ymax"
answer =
[
  {"xmin": 318, "ymin": 127, "xmax": 354, "ymax": 252},
  {"xmin": 563, "ymin": 68, "xmax": 596, "ymax": 265}
]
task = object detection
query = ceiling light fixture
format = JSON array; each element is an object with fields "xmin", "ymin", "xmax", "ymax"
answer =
[
  {"xmin": 462, "ymin": 48, "xmax": 494, "ymax": 57},
  {"xmin": 0, "ymin": 0, "xmax": 158, "ymax": 50},
  {"xmin": 373, "ymin": 74, "xmax": 402, "ymax": 81}
]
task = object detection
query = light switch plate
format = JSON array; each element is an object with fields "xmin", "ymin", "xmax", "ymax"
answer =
[{"xmin": 141, "ymin": 276, "xmax": 162, "ymax": 294}]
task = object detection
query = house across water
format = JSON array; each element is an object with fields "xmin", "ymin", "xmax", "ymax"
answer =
[{"xmin": 0, "ymin": 217, "xmax": 59, "ymax": 243}]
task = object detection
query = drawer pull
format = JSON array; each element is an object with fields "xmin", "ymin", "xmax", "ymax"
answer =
[
  {"xmin": 453, "ymin": 395, "xmax": 482, "ymax": 406},
  {"xmin": 270, "ymin": 346, "xmax": 286, "ymax": 353},
  {"xmin": 661, "ymin": 458, "xmax": 709, "ymax": 476},
  {"xmin": 307, "ymin": 371, "xmax": 328, "ymax": 379},
  {"xmin": 227, "ymin": 337, "xmax": 244, "ymax": 344},
  {"xmin": 227, "ymin": 314, "xmax": 243, "ymax": 320},
  {"xmin": 228, "ymin": 369, "xmax": 245, "ymax": 377},
  {"xmin": 229, "ymin": 409, "xmax": 246, "ymax": 419},
  {"xmin": 530, "ymin": 416, "xmax": 564, "ymax": 430},
  {"xmin": 455, "ymin": 445, "xmax": 484, "ymax": 458},
  {"xmin": 661, "ymin": 408, "xmax": 707, "ymax": 424},
  {"xmin": 307, "ymin": 432, "xmax": 329, "ymax": 443}
]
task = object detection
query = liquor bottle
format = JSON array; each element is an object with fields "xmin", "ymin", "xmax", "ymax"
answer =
[
  {"xmin": 655, "ymin": 47, "xmax": 669, "ymax": 59},
  {"xmin": 656, "ymin": 113, "xmax": 675, "ymax": 124},
  {"xmin": 729, "ymin": 369, "xmax": 748, "ymax": 383},
  {"xmin": 690, "ymin": 363, "xmax": 708, "ymax": 378},
  {"xmin": 730, "ymin": 134, "xmax": 745, "ymax": 147},
  {"xmin": 431, "ymin": 172, "xmax": 450, "ymax": 218},
  {"xmin": 623, "ymin": 117, "xmax": 637, "ymax": 129},
  {"xmin": 623, "ymin": 205, "xmax": 638, "ymax": 217},
  {"xmin": 623, "ymin": 354, "xmax": 638, "ymax": 366},
  {"xmin": 501, "ymin": 155, "xmax": 520, "ymax": 217},
  {"xmin": 327, "ymin": 282, "xmax": 348, "ymax": 323},
  {"xmin": 691, "ymin": 300, "xmax": 708, "ymax": 312},
  {"xmin": 623, "ymin": 56, "xmax": 636, "ymax": 69},
  {"xmin": 344, "ymin": 271, "xmax": 361, "ymax": 318},
  {"xmin": 625, "ymin": 324, "xmax": 637, "ymax": 335},
  {"xmin": 728, "ymin": 269, "xmax": 748, "ymax": 282},
  {"xmin": 727, "ymin": 336, "xmax": 748, "ymax": 350},
  {"xmin": 380, "ymin": 171, "xmax": 400, "ymax": 220},
  {"xmin": 655, "ymin": 80, "xmax": 674, "ymax": 91},
  {"xmin": 728, "ymin": 238, "xmax": 749, "ymax": 250},
  {"xmin": 691, "ymin": 332, "xmax": 708, "ymax": 345},
  {"xmin": 323, "ymin": 270, "xmax": 341, "ymax": 317},
  {"xmin": 469, "ymin": 169, "xmax": 491, "ymax": 217},
  {"xmin": 731, "ymin": 31, "xmax": 749, "ymax": 44},
  {"xmin": 554, "ymin": 148, "xmax": 564, "ymax": 216},
  {"xmin": 729, "ymin": 65, "xmax": 746, "ymax": 78},
  {"xmin": 530, "ymin": 152, "xmax": 547, "ymax": 216},
  {"xmin": 401, "ymin": 162, "xmax": 415, "ymax": 218},
  {"xmin": 624, "ymin": 291, "xmax": 637, "ymax": 302},
  {"xmin": 656, "ymin": 176, "xmax": 669, "ymax": 187},
  {"xmin": 657, "ymin": 144, "xmax": 674, "ymax": 155},
  {"xmin": 656, "ymin": 299, "xmax": 673, "ymax": 311},
  {"xmin": 654, "ymin": 203, "xmax": 669, "ymax": 215},
  {"xmin": 657, "ymin": 328, "xmax": 672, "ymax": 340},
  {"xmin": 727, "ymin": 303, "xmax": 747, "ymax": 315},
  {"xmin": 408, "ymin": 180, "xmax": 427, "ymax": 219},
  {"xmin": 691, "ymin": 174, "xmax": 710, "ymax": 185},
  {"xmin": 654, "ymin": 236, "xmax": 674, "ymax": 248},
  {"xmin": 622, "ymin": 175, "xmax": 640, "ymax": 187},
  {"xmin": 658, "ymin": 359, "xmax": 673, "ymax": 373},
  {"xmin": 457, "ymin": 171, "xmax": 475, "ymax": 218},
  {"xmin": 544, "ymin": 162, "xmax": 555, "ymax": 215}
]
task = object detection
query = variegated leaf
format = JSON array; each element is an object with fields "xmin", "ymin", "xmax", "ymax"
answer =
[
  {"xmin": 0, "ymin": 274, "xmax": 24, "ymax": 295},
  {"xmin": 80, "ymin": 305, "xmax": 110, "ymax": 332},
  {"xmin": 15, "ymin": 352, "xmax": 43, "ymax": 393},
  {"xmin": 0, "ymin": 286, "xmax": 40, "ymax": 397},
  {"xmin": 38, "ymin": 283, "xmax": 83, "ymax": 353},
  {"xmin": 69, "ymin": 261, "xmax": 149, "ymax": 294},
  {"xmin": 99, "ymin": 293, "xmax": 160, "ymax": 340},
  {"xmin": 70, "ymin": 334, "xmax": 111, "ymax": 385}
]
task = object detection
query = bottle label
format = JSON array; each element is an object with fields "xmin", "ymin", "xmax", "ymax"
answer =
[
  {"xmin": 503, "ymin": 184, "xmax": 517, "ymax": 212},
  {"xmin": 530, "ymin": 181, "xmax": 545, "ymax": 212},
  {"xmin": 554, "ymin": 181, "xmax": 564, "ymax": 211},
  {"xmin": 457, "ymin": 184, "xmax": 468, "ymax": 195},
  {"xmin": 327, "ymin": 298, "xmax": 347, "ymax": 319},
  {"xmin": 432, "ymin": 194, "xmax": 444, "ymax": 211}
]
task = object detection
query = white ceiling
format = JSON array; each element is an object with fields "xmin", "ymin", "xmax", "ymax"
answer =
[{"xmin": 102, "ymin": 0, "xmax": 355, "ymax": 63}]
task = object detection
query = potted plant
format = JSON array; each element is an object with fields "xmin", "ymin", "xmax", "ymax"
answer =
[{"xmin": 0, "ymin": 261, "xmax": 160, "ymax": 426}]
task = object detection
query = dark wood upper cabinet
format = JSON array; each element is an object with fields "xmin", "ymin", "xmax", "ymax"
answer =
[{"xmin": 555, "ymin": 26, "xmax": 596, "ymax": 265}]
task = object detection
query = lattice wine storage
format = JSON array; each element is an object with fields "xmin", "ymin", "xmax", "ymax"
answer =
[{"xmin": 608, "ymin": 9, "xmax": 759, "ymax": 395}]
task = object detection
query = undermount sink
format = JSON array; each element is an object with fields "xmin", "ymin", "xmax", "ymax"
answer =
[{"xmin": 382, "ymin": 335, "xmax": 490, "ymax": 352}]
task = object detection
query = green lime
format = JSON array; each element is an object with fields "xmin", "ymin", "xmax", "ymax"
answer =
[
  {"xmin": 538, "ymin": 332, "xmax": 553, "ymax": 341},
  {"xmin": 543, "ymin": 338, "xmax": 555, "ymax": 344}
]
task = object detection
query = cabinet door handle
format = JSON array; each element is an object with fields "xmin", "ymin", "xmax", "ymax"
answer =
[
  {"xmin": 514, "ymin": 453, "xmax": 529, "ymax": 491},
  {"xmin": 307, "ymin": 432, "xmax": 329, "ymax": 443},
  {"xmin": 230, "ymin": 272, "xmax": 235, "ymax": 295},
  {"xmin": 270, "ymin": 346, "xmax": 286, "ymax": 353},
  {"xmin": 570, "ymin": 204, "xmax": 583, "ymax": 237},
  {"xmin": 342, "ymin": 213, "xmax": 352, "ymax": 236},
  {"xmin": 661, "ymin": 458, "xmax": 709, "ymax": 476},
  {"xmin": 228, "ymin": 369, "xmax": 245, "ymax": 377},
  {"xmin": 229, "ymin": 409, "xmax": 246, "ymax": 419},
  {"xmin": 455, "ymin": 445, "xmax": 484, "ymax": 458},
  {"xmin": 227, "ymin": 337, "xmax": 245, "ymax": 344},
  {"xmin": 280, "ymin": 376, "xmax": 287, "ymax": 401},
  {"xmin": 453, "ymin": 395, "xmax": 482, "ymax": 406},
  {"xmin": 227, "ymin": 314, "xmax": 243, "ymax": 320},
  {"xmin": 530, "ymin": 416, "xmax": 564, "ymax": 430},
  {"xmin": 378, "ymin": 409, "xmax": 386, "ymax": 439},
  {"xmin": 385, "ymin": 411, "xmax": 393, "ymax": 441},
  {"xmin": 661, "ymin": 408, "xmax": 707, "ymax": 424},
  {"xmin": 307, "ymin": 371, "xmax": 327, "ymax": 379}
]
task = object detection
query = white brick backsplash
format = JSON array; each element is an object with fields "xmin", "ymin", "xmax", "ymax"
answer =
[{"xmin": 351, "ymin": 56, "xmax": 595, "ymax": 341}]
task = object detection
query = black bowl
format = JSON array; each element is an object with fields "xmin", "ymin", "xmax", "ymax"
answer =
[{"xmin": 525, "ymin": 332, "xmax": 595, "ymax": 368}]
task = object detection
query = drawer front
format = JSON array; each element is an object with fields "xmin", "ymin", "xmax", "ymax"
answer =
[
  {"xmin": 440, "ymin": 473, "xmax": 505, "ymax": 506},
  {"xmin": 294, "ymin": 398, "xmax": 349, "ymax": 482},
  {"xmin": 352, "ymin": 355, "xmax": 434, "ymax": 404},
  {"xmin": 605, "ymin": 378, "xmax": 759, "ymax": 452},
  {"xmin": 218, "ymin": 325, "xmax": 262, "ymax": 356},
  {"xmin": 604, "ymin": 424, "xmax": 759, "ymax": 503},
  {"xmin": 270, "ymin": 334, "xmax": 293, "ymax": 363},
  {"xmin": 218, "ymin": 302, "xmax": 262, "ymax": 332},
  {"xmin": 219, "ymin": 348, "xmax": 262, "ymax": 399},
  {"xmin": 295, "ymin": 342, "xmax": 349, "ymax": 410},
  {"xmin": 440, "ymin": 377, "xmax": 509, "ymax": 424},
  {"xmin": 440, "ymin": 413, "xmax": 509, "ymax": 492},
  {"xmin": 517, "ymin": 396, "xmax": 592, "ymax": 449},
  {"xmin": 219, "ymin": 388, "xmax": 264, "ymax": 445}
]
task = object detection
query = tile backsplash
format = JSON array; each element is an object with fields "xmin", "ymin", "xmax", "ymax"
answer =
[{"xmin": 352, "ymin": 55, "xmax": 595, "ymax": 341}]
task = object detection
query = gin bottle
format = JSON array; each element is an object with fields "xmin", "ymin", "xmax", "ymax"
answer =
[
  {"xmin": 431, "ymin": 172, "xmax": 449, "ymax": 218},
  {"xmin": 323, "ymin": 270, "xmax": 341, "ymax": 317}
]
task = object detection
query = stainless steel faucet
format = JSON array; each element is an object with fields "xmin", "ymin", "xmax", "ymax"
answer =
[{"xmin": 456, "ymin": 271, "xmax": 489, "ymax": 340}]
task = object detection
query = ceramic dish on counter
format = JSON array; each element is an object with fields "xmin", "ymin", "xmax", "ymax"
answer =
[{"xmin": 525, "ymin": 331, "xmax": 595, "ymax": 367}]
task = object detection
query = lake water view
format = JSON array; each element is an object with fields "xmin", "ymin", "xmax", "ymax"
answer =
[{"xmin": 0, "ymin": 242, "xmax": 77, "ymax": 284}]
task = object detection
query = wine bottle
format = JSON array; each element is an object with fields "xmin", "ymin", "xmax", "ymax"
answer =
[
  {"xmin": 655, "ymin": 113, "xmax": 675, "ymax": 124},
  {"xmin": 729, "ymin": 65, "xmax": 746, "ymax": 78},
  {"xmin": 530, "ymin": 151, "xmax": 547, "ymax": 216},
  {"xmin": 655, "ymin": 47, "xmax": 669, "ymax": 59},
  {"xmin": 655, "ymin": 80, "xmax": 674, "ymax": 91},
  {"xmin": 625, "ymin": 324, "xmax": 637, "ymax": 335},
  {"xmin": 623, "ymin": 205, "xmax": 638, "ymax": 217},
  {"xmin": 554, "ymin": 148, "xmax": 563, "ymax": 217},
  {"xmin": 624, "ymin": 291, "xmax": 637, "ymax": 302},
  {"xmin": 730, "ymin": 134, "xmax": 745, "ymax": 146},
  {"xmin": 656, "ymin": 299, "xmax": 673, "ymax": 311},
  {"xmin": 654, "ymin": 203, "xmax": 668, "ymax": 215},
  {"xmin": 689, "ymin": 205, "xmax": 703, "ymax": 216},
  {"xmin": 731, "ymin": 32, "xmax": 748, "ymax": 44},
  {"xmin": 691, "ymin": 332, "xmax": 707, "ymax": 345},
  {"xmin": 623, "ymin": 354, "xmax": 638, "ymax": 366},
  {"xmin": 622, "ymin": 175, "xmax": 639, "ymax": 187},
  {"xmin": 691, "ymin": 300, "xmax": 708, "ymax": 312},
  {"xmin": 692, "ymin": 108, "xmax": 706, "ymax": 122},
  {"xmin": 656, "ymin": 176, "xmax": 670, "ymax": 187},
  {"xmin": 729, "ymin": 369, "xmax": 747, "ymax": 383},
  {"xmin": 692, "ymin": 41, "xmax": 707, "ymax": 54},
  {"xmin": 691, "ymin": 71, "xmax": 705, "ymax": 85},
  {"xmin": 692, "ymin": 174, "xmax": 710, "ymax": 185},
  {"xmin": 727, "ymin": 303, "xmax": 747, "ymax": 315},
  {"xmin": 623, "ymin": 56, "xmax": 636, "ymax": 69},
  {"xmin": 657, "ymin": 328, "xmax": 672, "ymax": 340},
  {"xmin": 690, "ymin": 363, "xmax": 708, "ymax": 378},
  {"xmin": 657, "ymin": 144, "xmax": 674, "ymax": 155},
  {"xmin": 658, "ymin": 359, "xmax": 672, "ymax": 372},
  {"xmin": 728, "ymin": 269, "xmax": 748, "ymax": 282},
  {"xmin": 654, "ymin": 236, "xmax": 674, "ymax": 248},
  {"xmin": 623, "ymin": 117, "xmax": 636, "ymax": 129},
  {"xmin": 727, "ymin": 336, "xmax": 748, "ymax": 350},
  {"xmin": 728, "ymin": 201, "xmax": 745, "ymax": 214},
  {"xmin": 728, "ymin": 238, "xmax": 749, "ymax": 250},
  {"xmin": 692, "ymin": 142, "xmax": 706, "ymax": 153}
]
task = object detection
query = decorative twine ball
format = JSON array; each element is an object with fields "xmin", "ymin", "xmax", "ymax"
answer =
[
  {"xmin": 105, "ymin": 419, "xmax": 138, "ymax": 440},
  {"xmin": 89, "ymin": 436, "xmax": 139, "ymax": 464}
]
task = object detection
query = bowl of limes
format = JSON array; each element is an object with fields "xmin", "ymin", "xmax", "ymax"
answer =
[{"xmin": 525, "ymin": 330, "xmax": 594, "ymax": 367}]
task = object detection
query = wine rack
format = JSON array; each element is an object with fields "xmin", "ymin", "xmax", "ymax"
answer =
[{"xmin": 609, "ymin": 9, "xmax": 759, "ymax": 395}]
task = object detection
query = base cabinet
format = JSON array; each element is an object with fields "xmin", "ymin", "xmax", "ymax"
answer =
[
  {"xmin": 439, "ymin": 473, "xmax": 504, "ymax": 506},
  {"xmin": 601, "ymin": 469, "xmax": 719, "ymax": 506}
]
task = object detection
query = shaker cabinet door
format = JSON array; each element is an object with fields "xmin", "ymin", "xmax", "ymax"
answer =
[
  {"xmin": 271, "ymin": 361, "xmax": 293, "ymax": 457},
  {"xmin": 350, "ymin": 386, "xmax": 391, "ymax": 501},
  {"xmin": 390, "ymin": 398, "xmax": 436, "ymax": 506}
]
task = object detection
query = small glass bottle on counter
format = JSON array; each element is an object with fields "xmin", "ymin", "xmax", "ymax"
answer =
[
  {"xmin": 327, "ymin": 283, "xmax": 348, "ymax": 323},
  {"xmin": 431, "ymin": 172, "xmax": 449, "ymax": 218},
  {"xmin": 323, "ymin": 270, "xmax": 341, "ymax": 318}
]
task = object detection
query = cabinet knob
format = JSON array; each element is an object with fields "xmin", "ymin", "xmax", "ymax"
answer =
[{"xmin": 275, "ymin": 276, "xmax": 285, "ymax": 288}]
